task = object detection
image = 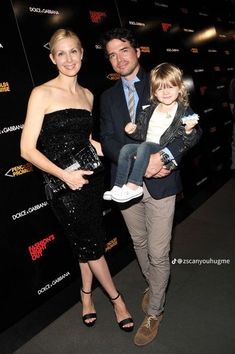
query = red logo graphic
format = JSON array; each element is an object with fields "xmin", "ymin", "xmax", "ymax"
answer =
[
  {"xmin": 140, "ymin": 46, "xmax": 150, "ymax": 53},
  {"xmin": 106, "ymin": 73, "xmax": 120, "ymax": 81},
  {"xmin": 161, "ymin": 23, "xmax": 172, "ymax": 32},
  {"xmin": 89, "ymin": 11, "xmax": 106, "ymax": 23},
  {"xmin": 28, "ymin": 234, "xmax": 56, "ymax": 260}
]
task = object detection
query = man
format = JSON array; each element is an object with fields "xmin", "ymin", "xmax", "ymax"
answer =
[{"xmin": 99, "ymin": 27, "xmax": 201, "ymax": 346}]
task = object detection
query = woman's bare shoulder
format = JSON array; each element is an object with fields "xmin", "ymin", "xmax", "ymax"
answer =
[
  {"xmin": 31, "ymin": 80, "xmax": 54, "ymax": 97},
  {"xmin": 83, "ymin": 86, "xmax": 93, "ymax": 99},
  {"xmin": 78, "ymin": 85, "xmax": 94, "ymax": 108},
  {"xmin": 28, "ymin": 81, "xmax": 55, "ymax": 112}
]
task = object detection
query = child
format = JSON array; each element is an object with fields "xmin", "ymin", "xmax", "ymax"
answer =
[{"xmin": 103, "ymin": 62, "xmax": 199, "ymax": 203}]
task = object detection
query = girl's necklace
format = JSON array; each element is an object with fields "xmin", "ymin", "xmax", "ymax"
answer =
[{"xmin": 158, "ymin": 103, "xmax": 176, "ymax": 119}]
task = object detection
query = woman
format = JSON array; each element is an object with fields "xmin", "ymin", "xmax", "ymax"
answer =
[{"xmin": 20, "ymin": 28, "xmax": 133, "ymax": 331}]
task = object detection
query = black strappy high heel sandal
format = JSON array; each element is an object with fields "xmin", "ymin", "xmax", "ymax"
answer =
[
  {"xmin": 80, "ymin": 288, "xmax": 97, "ymax": 327},
  {"xmin": 110, "ymin": 291, "xmax": 134, "ymax": 332}
]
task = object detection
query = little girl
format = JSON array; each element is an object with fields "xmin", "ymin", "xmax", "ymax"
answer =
[{"xmin": 103, "ymin": 62, "xmax": 199, "ymax": 203}]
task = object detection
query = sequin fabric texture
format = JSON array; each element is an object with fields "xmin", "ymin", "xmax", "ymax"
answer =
[{"xmin": 39, "ymin": 109, "xmax": 105, "ymax": 262}]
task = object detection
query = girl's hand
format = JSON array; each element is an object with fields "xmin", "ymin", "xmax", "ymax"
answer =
[
  {"xmin": 182, "ymin": 114, "xmax": 199, "ymax": 134},
  {"xmin": 184, "ymin": 119, "xmax": 199, "ymax": 134},
  {"xmin": 125, "ymin": 122, "xmax": 137, "ymax": 134}
]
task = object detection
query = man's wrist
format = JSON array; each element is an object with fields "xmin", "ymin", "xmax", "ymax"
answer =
[
  {"xmin": 165, "ymin": 161, "xmax": 177, "ymax": 170},
  {"xmin": 159, "ymin": 150, "xmax": 171, "ymax": 165},
  {"xmin": 159, "ymin": 150, "xmax": 178, "ymax": 169}
]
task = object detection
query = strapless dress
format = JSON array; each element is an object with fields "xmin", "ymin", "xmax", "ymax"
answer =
[{"xmin": 38, "ymin": 108, "xmax": 105, "ymax": 262}]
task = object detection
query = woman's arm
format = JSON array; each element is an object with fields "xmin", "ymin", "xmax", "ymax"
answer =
[
  {"xmin": 90, "ymin": 136, "xmax": 104, "ymax": 156},
  {"xmin": 20, "ymin": 86, "xmax": 59, "ymax": 174}
]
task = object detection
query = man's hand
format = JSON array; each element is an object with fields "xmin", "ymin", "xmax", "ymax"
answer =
[
  {"xmin": 145, "ymin": 152, "xmax": 172, "ymax": 178},
  {"xmin": 145, "ymin": 152, "xmax": 163, "ymax": 178},
  {"xmin": 153, "ymin": 166, "xmax": 171, "ymax": 178}
]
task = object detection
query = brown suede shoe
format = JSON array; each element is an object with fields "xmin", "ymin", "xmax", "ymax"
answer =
[
  {"xmin": 141, "ymin": 288, "xmax": 149, "ymax": 314},
  {"xmin": 134, "ymin": 314, "xmax": 163, "ymax": 346}
]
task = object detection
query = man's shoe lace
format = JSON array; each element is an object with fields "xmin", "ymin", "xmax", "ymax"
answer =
[{"xmin": 144, "ymin": 315, "xmax": 157, "ymax": 329}]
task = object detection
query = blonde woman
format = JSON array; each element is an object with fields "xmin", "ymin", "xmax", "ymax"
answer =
[{"xmin": 20, "ymin": 28, "xmax": 133, "ymax": 331}]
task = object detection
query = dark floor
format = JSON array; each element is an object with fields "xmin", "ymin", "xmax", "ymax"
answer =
[{"xmin": 0, "ymin": 177, "xmax": 234, "ymax": 354}]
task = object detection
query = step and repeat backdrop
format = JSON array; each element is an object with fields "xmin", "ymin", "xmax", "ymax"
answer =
[{"xmin": 0, "ymin": 0, "xmax": 234, "ymax": 331}]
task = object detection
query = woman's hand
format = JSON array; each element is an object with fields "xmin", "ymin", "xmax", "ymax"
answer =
[{"xmin": 62, "ymin": 169, "xmax": 94, "ymax": 190}]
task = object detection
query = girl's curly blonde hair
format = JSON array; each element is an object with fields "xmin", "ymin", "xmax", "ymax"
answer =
[{"xmin": 150, "ymin": 62, "xmax": 189, "ymax": 107}]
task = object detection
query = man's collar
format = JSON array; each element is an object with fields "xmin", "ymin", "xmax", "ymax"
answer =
[{"xmin": 121, "ymin": 76, "xmax": 140, "ymax": 88}]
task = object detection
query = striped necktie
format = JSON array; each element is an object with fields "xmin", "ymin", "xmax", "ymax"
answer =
[{"xmin": 127, "ymin": 83, "xmax": 135, "ymax": 122}]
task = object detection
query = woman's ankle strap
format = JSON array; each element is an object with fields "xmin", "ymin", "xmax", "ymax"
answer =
[
  {"xmin": 110, "ymin": 291, "xmax": 120, "ymax": 301},
  {"xmin": 81, "ymin": 288, "xmax": 92, "ymax": 295}
]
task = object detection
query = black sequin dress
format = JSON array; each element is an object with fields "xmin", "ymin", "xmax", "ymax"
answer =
[{"xmin": 38, "ymin": 109, "xmax": 105, "ymax": 262}]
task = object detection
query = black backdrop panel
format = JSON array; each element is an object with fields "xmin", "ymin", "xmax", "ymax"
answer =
[
  {"xmin": 12, "ymin": 0, "xmax": 121, "ymax": 89},
  {"xmin": 0, "ymin": 0, "xmax": 234, "ymax": 332}
]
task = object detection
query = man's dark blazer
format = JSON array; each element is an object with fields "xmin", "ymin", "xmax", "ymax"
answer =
[{"xmin": 99, "ymin": 67, "xmax": 201, "ymax": 199}]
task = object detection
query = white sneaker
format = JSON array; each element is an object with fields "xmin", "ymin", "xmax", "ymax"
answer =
[
  {"xmin": 103, "ymin": 190, "xmax": 112, "ymax": 200},
  {"xmin": 112, "ymin": 185, "xmax": 143, "ymax": 203},
  {"xmin": 103, "ymin": 186, "xmax": 122, "ymax": 200}
]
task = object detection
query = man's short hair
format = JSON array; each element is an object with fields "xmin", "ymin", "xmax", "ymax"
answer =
[{"xmin": 100, "ymin": 27, "xmax": 139, "ymax": 57}]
